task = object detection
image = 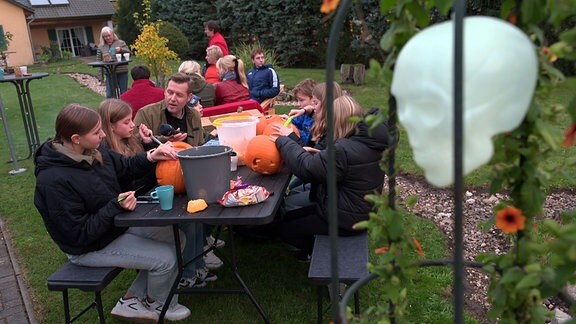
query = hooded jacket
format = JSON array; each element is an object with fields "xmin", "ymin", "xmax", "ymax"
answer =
[
  {"xmin": 275, "ymin": 112, "xmax": 392, "ymax": 230},
  {"xmin": 189, "ymin": 73, "xmax": 215, "ymax": 108},
  {"xmin": 246, "ymin": 64, "xmax": 280, "ymax": 103},
  {"xmin": 34, "ymin": 141, "xmax": 154, "ymax": 255}
]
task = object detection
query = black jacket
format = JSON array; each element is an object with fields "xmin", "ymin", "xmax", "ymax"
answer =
[
  {"xmin": 275, "ymin": 115, "xmax": 391, "ymax": 230},
  {"xmin": 34, "ymin": 140, "xmax": 155, "ymax": 255}
]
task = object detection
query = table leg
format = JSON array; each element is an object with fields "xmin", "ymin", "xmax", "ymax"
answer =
[
  {"xmin": 0, "ymin": 96, "xmax": 26, "ymax": 174},
  {"xmin": 11, "ymin": 79, "xmax": 40, "ymax": 159},
  {"xmin": 109, "ymin": 65, "xmax": 121, "ymax": 99},
  {"xmin": 158, "ymin": 224, "xmax": 184, "ymax": 324},
  {"xmin": 227, "ymin": 226, "xmax": 270, "ymax": 323}
]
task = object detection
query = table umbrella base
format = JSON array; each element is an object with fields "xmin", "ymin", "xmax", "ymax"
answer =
[{"xmin": 8, "ymin": 168, "xmax": 26, "ymax": 175}]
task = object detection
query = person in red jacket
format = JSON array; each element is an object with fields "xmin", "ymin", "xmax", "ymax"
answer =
[
  {"xmin": 204, "ymin": 20, "xmax": 229, "ymax": 56},
  {"xmin": 120, "ymin": 65, "xmax": 165, "ymax": 118}
]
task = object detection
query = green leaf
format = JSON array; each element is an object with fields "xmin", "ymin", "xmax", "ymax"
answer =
[
  {"xmin": 521, "ymin": 0, "xmax": 546, "ymax": 24},
  {"xmin": 434, "ymin": 0, "xmax": 454, "ymax": 15},
  {"xmin": 500, "ymin": 267, "xmax": 524, "ymax": 284},
  {"xmin": 500, "ymin": 0, "xmax": 516, "ymax": 20},
  {"xmin": 515, "ymin": 273, "xmax": 541, "ymax": 289},
  {"xmin": 559, "ymin": 27, "xmax": 576, "ymax": 44},
  {"xmin": 380, "ymin": 0, "xmax": 396, "ymax": 13},
  {"xmin": 405, "ymin": 2, "xmax": 430, "ymax": 27},
  {"xmin": 535, "ymin": 119, "xmax": 559, "ymax": 151},
  {"xmin": 567, "ymin": 94, "xmax": 576, "ymax": 124}
]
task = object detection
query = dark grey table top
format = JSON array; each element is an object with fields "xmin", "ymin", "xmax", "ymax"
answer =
[
  {"xmin": 115, "ymin": 165, "xmax": 291, "ymax": 227},
  {"xmin": 0, "ymin": 72, "xmax": 49, "ymax": 82}
]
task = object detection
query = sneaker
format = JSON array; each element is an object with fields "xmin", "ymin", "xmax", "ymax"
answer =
[
  {"xmin": 178, "ymin": 276, "xmax": 206, "ymax": 288},
  {"xmin": 111, "ymin": 297, "xmax": 159, "ymax": 323},
  {"xmin": 206, "ymin": 235, "xmax": 226, "ymax": 248},
  {"xmin": 144, "ymin": 298, "xmax": 191, "ymax": 321},
  {"xmin": 204, "ymin": 251, "xmax": 224, "ymax": 270},
  {"xmin": 197, "ymin": 267, "xmax": 218, "ymax": 282}
]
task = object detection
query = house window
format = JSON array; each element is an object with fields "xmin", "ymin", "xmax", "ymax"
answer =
[
  {"xmin": 29, "ymin": 0, "xmax": 69, "ymax": 5},
  {"xmin": 57, "ymin": 27, "xmax": 86, "ymax": 57}
]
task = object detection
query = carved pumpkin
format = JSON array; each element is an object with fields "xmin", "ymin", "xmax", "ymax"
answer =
[
  {"xmin": 155, "ymin": 141, "xmax": 192, "ymax": 193},
  {"xmin": 245, "ymin": 135, "xmax": 283, "ymax": 175}
]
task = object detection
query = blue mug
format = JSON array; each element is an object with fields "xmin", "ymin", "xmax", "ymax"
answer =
[{"xmin": 150, "ymin": 185, "xmax": 174, "ymax": 210}]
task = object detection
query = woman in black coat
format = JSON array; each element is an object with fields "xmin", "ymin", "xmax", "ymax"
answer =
[{"xmin": 269, "ymin": 95, "xmax": 391, "ymax": 255}]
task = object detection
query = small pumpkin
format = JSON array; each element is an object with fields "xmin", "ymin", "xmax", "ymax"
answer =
[
  {"xmin": 256, "ymin": 114, "xmax": 284, "ymax": 135},
  {"xmin": 245, "ymin": 135, "xmax": 283, "ymax": 175},
  {"xmin": 187, "ymin": 199, "xmax": 208, "ymax": 213},
  {"xmin": 263, "ymin": 118, "xmax": 301, "ymax": 138},
  {"xmin": 155, "ymin": 141, "xmax": 192, "ymax": 193}
]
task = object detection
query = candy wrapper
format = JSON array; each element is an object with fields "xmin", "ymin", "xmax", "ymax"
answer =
[{"xmin": 218, "ymin": 179, "xmax": 270, "ymax": 207}]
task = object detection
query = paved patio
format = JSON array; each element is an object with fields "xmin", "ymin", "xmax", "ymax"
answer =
[{"xmin": 0, "ymin": 219, "xmax": 35, "ymax": 323}]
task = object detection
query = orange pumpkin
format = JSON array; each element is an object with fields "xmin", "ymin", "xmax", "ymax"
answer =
[
  {"xmin": 263, "ymin": 119, "xmax": 301, "ymax": 138},
  {"xmin": 245, "ymin": 135, "xmax": 283, "ymax": 175},
  {"xmin": 256, "ymin": 114, "xmax": 284, "ymax": 135},
  {"xmin": 155, "ymin": 141, "xmax": 192, "ymax": 193}
]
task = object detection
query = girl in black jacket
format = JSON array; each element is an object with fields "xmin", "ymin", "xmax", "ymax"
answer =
[
  {"xmin": 34, "ymin": 104, "xmax": 192, "ymax": 322},
  {"xmin": 269, "ymin": 95, "xmax": 391, "ymax": 256}
]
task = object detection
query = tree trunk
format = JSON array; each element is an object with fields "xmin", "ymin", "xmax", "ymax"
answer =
[
  {"xmin": 340, "ymin": 64, "xmax": 354, "ymax": 83},
  {"xmin": 353, "ymin": 64, "xmax": 365, "ymax": 85}
]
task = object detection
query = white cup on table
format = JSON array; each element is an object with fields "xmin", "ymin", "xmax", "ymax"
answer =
[
  {"xmin": 20, "ymin": 66, "xmax": 27, "ymax": 75},
  {"xmin": 123, "ymin": 53, "xmax": 130, "ymax": 61},
  {"xmin": 115, "ymin": 54, "xmax": 122, "ymax": 62}
]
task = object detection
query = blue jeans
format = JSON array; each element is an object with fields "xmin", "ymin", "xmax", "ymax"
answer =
[
  {"xmin": 179, "ymin": 222, "xmax": 206, "ymax": 278},
  {"xmin": 105, "ymin": 72, "xmax": 129, "ymax": 98},
  {"xmin": 68, "ymin": 226, "xmax": 180, "ymax": 306}
]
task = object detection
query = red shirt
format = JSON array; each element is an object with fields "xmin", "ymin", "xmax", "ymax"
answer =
[
  {"xmin": 208, "ymin": 32, "xmax": 229, "ymax": 56},
  {"xmin": 205, "ymin": 65, "xmax": 220, "ymax": 84},
  {"xmin": 214, "ymin": 81, "xmax": 249, "ymax": 105},
  {"xmin": 120, "ymin": 79, "xmax": 165, "ymax": 118}
]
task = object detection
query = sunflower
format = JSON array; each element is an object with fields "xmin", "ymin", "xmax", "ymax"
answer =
[
  {"xmin": 321, "ymin": 0, "xmax": 340, "ymax": 14},
  {"xmin": 495, "ymin": 206, "xmax": 526, "ymax": 234}
]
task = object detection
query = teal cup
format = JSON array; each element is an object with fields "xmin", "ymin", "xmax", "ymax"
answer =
[{"xmin": 150, "ymin": 185, "xmax": 174, "ymax": 210}]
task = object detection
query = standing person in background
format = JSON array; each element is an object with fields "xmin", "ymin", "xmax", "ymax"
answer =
[
  {"xmin": 178, "ymin": 60, "xmax": 215, "ymax": 108},
  {"xmin": 203, "ymin": 20, "xmax": 229, "ymax": 56},
  {"xmin": 120, "ymin": 65, "xmax": 165, "ymax": 118},
  {"xmin": 97, "ymin": 26, "xmax": 131, "ymax": 98},
  {"xmin": 202, "ymin": 45, "xmax": 224, "ymax": 84},
  {"xmin": 214, "ymin": 55, "xmax": 250, "ymax": 105},
  {"xmin": 246, "ymin": 48, "xmax": 280, "ymax": 104}
]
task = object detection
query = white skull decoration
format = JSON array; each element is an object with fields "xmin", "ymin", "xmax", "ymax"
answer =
[{"xmin": 391, "ymin": 16, "xmax": 538, "ymax": 187}]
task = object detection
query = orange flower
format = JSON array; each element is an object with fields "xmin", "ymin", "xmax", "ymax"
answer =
[
  {"xmin": 321, "ymin": 0, "xmax": 340, "ymax": 13},
  {"xmin": 495, "ymin": 206, "xmax": 526, "ymax": 234},
  {"xmin": 412, "ymin": 238, "xmax": 425, "ymax": 257},
  {"xmin": 563, "ymin": 124, "xmax": 576, "ymax": 148},
  {"xmin": 374, "ymin": 246, "xmax": 389, "ymax": 254},
  {"xmin": 508, "ymin": 14, "xmax": 517, "ymax": 25}
]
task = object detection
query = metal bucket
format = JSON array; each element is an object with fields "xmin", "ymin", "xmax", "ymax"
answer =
[{"xmin": 177, "ymin": 145, "xmax": 232, "ymax": 203}]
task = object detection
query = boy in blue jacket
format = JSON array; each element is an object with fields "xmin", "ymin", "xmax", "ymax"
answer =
[{"xmin": 246, "ymin": 48, "xmax": 280, "ymax": 103}]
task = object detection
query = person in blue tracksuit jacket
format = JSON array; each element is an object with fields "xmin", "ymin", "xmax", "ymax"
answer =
[{"xmin": 246, "ymin": 48, "xmax": 280, "ymax": 103}]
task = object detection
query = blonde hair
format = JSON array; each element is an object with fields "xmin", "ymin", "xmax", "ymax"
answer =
[
  {"xmin": 206, "ymin": 45, "xmax": 223, "ymax": 61},
  {"xmin": 99, "ymin": 26, "xmax": 118, "ymax": 46},
  {"xmin": 332, "ymin": 95, "xmax": 363, "ymax": 140},
  {"xmin": 98, "ymin": 99, "xmax": 144, "ymax": 156},
  {"xmin": 178, "ymin": 60, "xmax": 203, "ymax": 77},
  {"xmin": 310, "ymin": 82, "xmax": 343, "ymax": 143},
  {"xmin": 216, "ymin": 55, "xmax": 248, "ymax": 88}
]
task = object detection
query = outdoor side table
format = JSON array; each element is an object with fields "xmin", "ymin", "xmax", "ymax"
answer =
[
  {"xmin": 87, "ymin": 60, "xmax": 129, "ymax": 99},
  {"xmin": 0, "ymin": 72, "xmax": 49, "ymax": 166}
]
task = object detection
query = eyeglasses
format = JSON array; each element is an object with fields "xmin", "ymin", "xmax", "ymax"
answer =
[{"xmin": 188, "ymin": 95, "xmax": 201, "ymax": 107}]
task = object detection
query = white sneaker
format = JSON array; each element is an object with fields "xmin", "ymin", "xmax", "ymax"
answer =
[
  {"xmin": 197, "ymin": 267, "xmax": 218, "ymax": 282},
  {"xmin": 110, "ymin": 297, "xmax": 158, "ymax": 323},
  {"xmin": 204, "ymin": 251, "xmax": 224, "ymax": 270},
  {"xmin": 206, "ymin": 235, "xmax": 226, "ymax": 248},
  {"xmin": 144, "ymin": 298, "xmax": 191, "ymax": 321},
  {"xmin": 178, "ymin": 275, "xmax": 206, "ymax": 288}
]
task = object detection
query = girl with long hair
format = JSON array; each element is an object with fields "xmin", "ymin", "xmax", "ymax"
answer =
[{"xmin": 214, "ymin": 55, "xmax": 250, "ymax": 105}]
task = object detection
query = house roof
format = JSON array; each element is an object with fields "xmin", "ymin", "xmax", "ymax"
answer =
[
  {"xmin": 7, "ymin": 0, "xmax": 34, "ymax": 14},
  {"xmin": 22, "ymin": 0, "xmax": 115, "ymax": 20}
]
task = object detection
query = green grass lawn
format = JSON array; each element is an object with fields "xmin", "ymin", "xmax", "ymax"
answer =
[{"xmin": 0, "ymin": 57, "xmax": 574, "ymax": 323}]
